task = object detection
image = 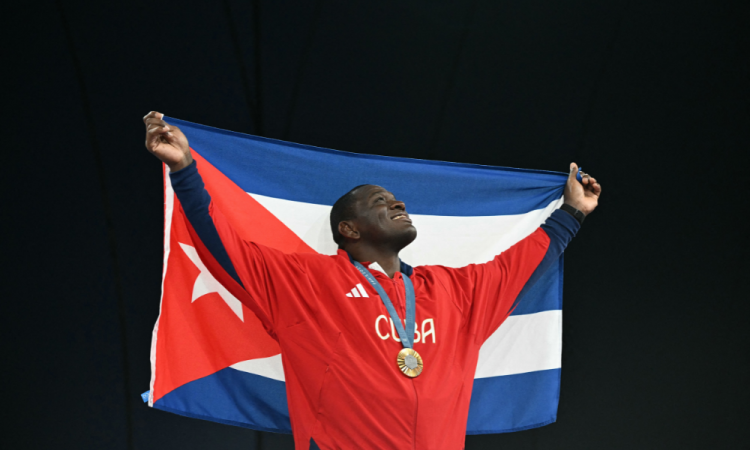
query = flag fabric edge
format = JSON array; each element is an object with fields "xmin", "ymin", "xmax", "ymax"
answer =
[
  {"xmin": 147, "ymin": 162, "xmax": 174, "ymax": 407},
  {"xmin": 163, "ymin": 116, "xmax": 570, "ymax": 182}
]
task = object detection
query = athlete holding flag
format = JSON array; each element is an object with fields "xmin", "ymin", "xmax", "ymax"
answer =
[{"xmin": 143, "ymin": 111, "xmax": 601, "ymax": 449}]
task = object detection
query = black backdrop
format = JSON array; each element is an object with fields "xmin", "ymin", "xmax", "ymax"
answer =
[{"xmin": 5, "ymin": 1, "xmax": 749, "ymax": 449}]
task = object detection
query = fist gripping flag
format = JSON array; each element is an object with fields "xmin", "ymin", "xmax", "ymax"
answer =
[{"xmin": 146, "ymin": 118, "xmax": 569, "ymax": 434}]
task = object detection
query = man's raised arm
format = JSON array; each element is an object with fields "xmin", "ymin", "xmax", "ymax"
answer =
[
  {"xmin": 143, "ymin": 111, "xmax": 243, "ymax": 283},
  {"xmin": 433, "ymin": 162, "xmax": 602, "ymax": 343},
  {"xmin": 530, "ymin": 161, "xmax": 602, "ymax": 291}
]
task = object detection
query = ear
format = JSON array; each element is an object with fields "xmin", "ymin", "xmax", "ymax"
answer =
[{"xmin": 338, "ymin": 220, "xmax": 360, "ymax": 241}]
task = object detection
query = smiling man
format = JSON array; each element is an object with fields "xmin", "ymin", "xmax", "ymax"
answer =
[{"xmin": 143, "ymin": 111, "xmax": 601, "ymax": 449}]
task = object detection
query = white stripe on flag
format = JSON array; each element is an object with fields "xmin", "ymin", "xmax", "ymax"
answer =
[
  {"xmin": 150, "ymin": 165, "xmax": 176, "ymax": 407},
  {"xmin": 230, "ymin": 311, "xmax": 561, "ymax": 382},
  {"xmin": 474, "ymin": 310, "xmax": 562, "ymax": 378},
  {"xmin": 248, "ymin": 193, "xmax": 563, "ymax": 268},
  {"xmin": 231, "ymin": 354, "xmax": 285, "ymax": 382}
]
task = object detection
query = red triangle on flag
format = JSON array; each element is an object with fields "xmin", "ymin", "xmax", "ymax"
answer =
[{"xmin": 152, "ymin": 150, "xmax": 316, "ymax": 402}]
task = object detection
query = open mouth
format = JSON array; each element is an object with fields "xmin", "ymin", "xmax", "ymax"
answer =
[{"xmin": 391, "ymin": 213, "xmax": 409, "ymax": 221}]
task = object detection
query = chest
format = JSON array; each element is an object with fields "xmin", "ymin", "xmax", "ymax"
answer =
[{"xmin": 303, "ymin": 271, "xmax": 465, "ymax": 352}]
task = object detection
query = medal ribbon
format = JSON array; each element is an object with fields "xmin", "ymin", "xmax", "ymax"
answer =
[{"xmin": 351, "ymin": 259, "xmax": 416, "ymax": 349}]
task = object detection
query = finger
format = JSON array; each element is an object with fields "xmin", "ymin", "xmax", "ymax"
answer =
[
  {"xmin": 143, "ymin": 112, "xmax": 168, "ymax": 130},
  {"xmin": 584, "ymin": 179, "xmax": 601, "ymax": 195},
  {"xmin": 145, "ymin": 126, "xmax": 171, "ymax": 148},
  {"xmin": 583, "ymin": 176, "xmax": 597, "ymax": 190},
  {"xmin": 145, "ymin": 120, "xmax": 169, "ymax": 132},
  {"xmin": 144, "ymin": 115, "xmax": 170, "ymax": 127},
  {"xmin": 145, "ymin": 130, "xmax": 164, "ymax": 150},
  {"xmin": 143, "ymin": 111, "xmax": 162, "ymax": 122},
  {"xmin": 161, "ymin": 125, "xmax": 182, "ymax": 143},
  {"xmin": 146, "ymin": 119, "xmax": 175, "ymax": 132},
  {"xmin": 146, "ymin": 124, "xmax": 170, "ymax": 136},
  {"xmin": 568, "ymin": 162, "xmax": 579, "ymax": 183}
]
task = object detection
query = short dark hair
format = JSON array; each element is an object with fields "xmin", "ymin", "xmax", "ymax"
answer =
[{"xmin": 330, "ymin": 185, "xmax": 369, "ymax": 246}]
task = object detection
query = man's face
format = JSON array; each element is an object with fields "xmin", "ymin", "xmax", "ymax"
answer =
[{"xmin": 350, "ymin": 185, "xmax": 417, "ymax": 250}]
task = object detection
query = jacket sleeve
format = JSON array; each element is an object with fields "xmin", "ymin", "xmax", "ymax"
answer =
[
  {"xmin": 170, "ymin": 160, "xmax": 305, "ymax": 337},
  {"xmin": 434, "ymin": 209, "xmax": 580, "ymax": 344}
]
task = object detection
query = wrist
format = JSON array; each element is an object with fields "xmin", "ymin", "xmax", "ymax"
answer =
[
  {"xmin": 167, "ymin": 154, "xmax": 193, "ymax": 173},
  {"xmin": 560, "ymin": 203, "xmax": 585, "ymax": 225}
]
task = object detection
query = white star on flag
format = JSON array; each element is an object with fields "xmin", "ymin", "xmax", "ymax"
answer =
[{"xmin": 179, "ymin": 242, "xmax": 244, "ymax": 321}]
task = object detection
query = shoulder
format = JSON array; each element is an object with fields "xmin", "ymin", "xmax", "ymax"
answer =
[
  {"xmin": 412, "ymin": 265, "xmax": 471, "ymax": 316},
  {"xmin": 413, "ymin": 264, "xmax": 473, "ymax": 289},
  {"xmin": 286, "ymin": 250, "xmax": 355, "ymax": 274},
  {"xmin": 414, "ymin": 263, "xmax": 476, "ymax": 279}
]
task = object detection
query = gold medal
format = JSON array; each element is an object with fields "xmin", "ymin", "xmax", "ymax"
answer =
[{"xmin": 397, "ymin": 348, "xmax": 423, "ymax": 378}]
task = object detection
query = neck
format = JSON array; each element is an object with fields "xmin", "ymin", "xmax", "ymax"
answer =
[{"xmin": 345, "ymin": 244, "xmax": 401, "ymax": 278}]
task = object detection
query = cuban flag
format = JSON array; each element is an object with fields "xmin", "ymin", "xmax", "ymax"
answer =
[{"xmin": 146, "ymin": 117, "xmax": 568, "ymax": 434}]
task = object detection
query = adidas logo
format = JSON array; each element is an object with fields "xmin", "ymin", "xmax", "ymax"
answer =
[{"xmin": 345, "ymin": 283, "xmax": 370, "ymax": 298}]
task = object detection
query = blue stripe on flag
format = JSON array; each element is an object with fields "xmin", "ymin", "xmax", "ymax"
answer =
[
  {"xmin": 154, "ymin": 367, "xmax": 292, "ymax": 434},
  {"xmin": 166, "ymin": 117, "xmax": 567, "ymax": 216},
  {"xmin": 154, "ymin": 365, "xmax": 561, "ymax": 435},
  {"xmin": 466, "ymin": 369, "xmax": 561, "ymax": 434}
]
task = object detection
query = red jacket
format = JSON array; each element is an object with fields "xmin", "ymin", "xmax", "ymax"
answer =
[{"xmin": 171, "ymin": 161, "xmax": 579, "ymax": 449}]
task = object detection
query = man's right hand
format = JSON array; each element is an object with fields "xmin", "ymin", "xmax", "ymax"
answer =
[{"xmin": 143, "ymin": 111, "xmax": 193, "ymax": 172}]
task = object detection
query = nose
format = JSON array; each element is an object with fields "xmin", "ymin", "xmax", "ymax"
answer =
[{"xmin": 389, "ymin": 199, "xmax": 406, "ymax": 211}]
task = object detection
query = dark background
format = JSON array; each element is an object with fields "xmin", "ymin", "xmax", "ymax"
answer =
[{"xmin": 4, "ymin": 0, "xmax": 749, "ymax": 449}]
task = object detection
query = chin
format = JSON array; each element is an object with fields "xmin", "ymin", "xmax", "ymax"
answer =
[{"xmin": 394, "ymin": 227, "xmax": 417, "ymax": 250}]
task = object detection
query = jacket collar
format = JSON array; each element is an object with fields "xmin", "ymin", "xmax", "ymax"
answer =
[{"xmin": 337, "ymin": 249, "xmax": 413, "ymax": 278}]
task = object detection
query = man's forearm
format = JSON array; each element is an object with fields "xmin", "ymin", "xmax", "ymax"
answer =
[
  {"xmin": 170, "ymin": 160, "xmax": 244, "ymax": 287},
  {"xmin": 507, "ymin": 208, "xmax": 580, "ymax": 311}
]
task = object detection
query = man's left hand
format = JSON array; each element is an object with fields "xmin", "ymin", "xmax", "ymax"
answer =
[{"xmin": 564, "ymin": 163, "xmax": 601, "ymax": 216}]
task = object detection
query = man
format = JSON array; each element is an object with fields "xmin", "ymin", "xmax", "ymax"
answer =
[{"xmin": 143, "ymin": 111, "xmax": 601, "ymax": 449}]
